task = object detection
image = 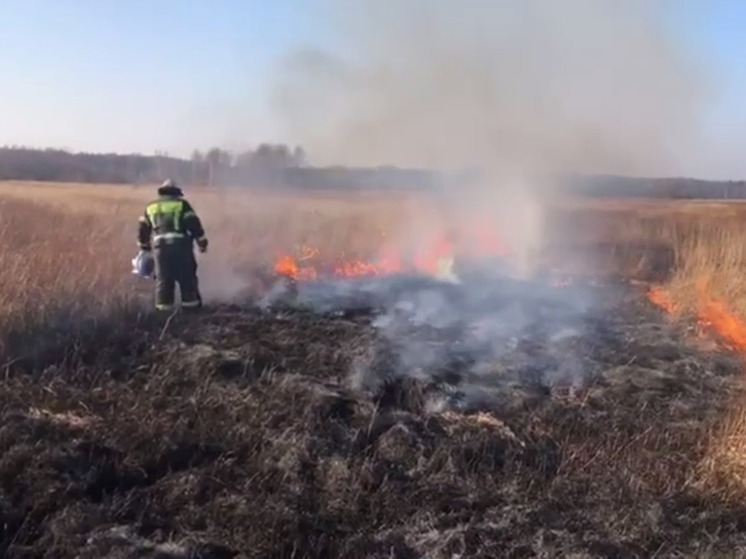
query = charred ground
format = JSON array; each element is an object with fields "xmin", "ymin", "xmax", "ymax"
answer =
[{"xmin": 3, "ymin": 275, "xmax": 746, "ymax": 558}]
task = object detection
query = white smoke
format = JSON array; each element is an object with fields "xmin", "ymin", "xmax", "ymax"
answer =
[
  {"xmin": 272, "ymin": 0, "xmax": 706, "ymax": 175},
  {"xmin": 270, "ymin": 0, "xmax": 708, "ymax": 281},
  {"xmin": 261, "ymin": 269, "xmax": 594, "ymax": 410},
  {"xmin": 203, "ymin": 0, "xmax": 709, "ymax": 405}
]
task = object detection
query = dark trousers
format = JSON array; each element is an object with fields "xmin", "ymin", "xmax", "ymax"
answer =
[{"xmin": 153, "ymin": 243, "xmax": 202, "ymax": 310}]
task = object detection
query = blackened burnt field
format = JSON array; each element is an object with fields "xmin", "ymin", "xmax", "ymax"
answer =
[{"xmin": 3, "ymin": 273, "xmax": 746, "ymax": 559}]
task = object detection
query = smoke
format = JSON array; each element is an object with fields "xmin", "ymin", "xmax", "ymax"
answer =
[
  {"xmin": 262, "ymin": 0, "xmax": 708, "ymax": 404},
  {"xmin": 272, "ymin": 0, "xmax": 704, "ymax": 174},
  {"xmin": 268, "ymin": 0, "xmax": 709, "ymax": 273},
  {"xmin": 182, "ymin": 190, "xmax": 274, "ymax": 304},
  {"xmin": 261, "ymin": 271, "xmax": 595, "ymax": 411},
  {"xmin": 198, "ymin": 250, "xmax": 252, "ymax": 303}
]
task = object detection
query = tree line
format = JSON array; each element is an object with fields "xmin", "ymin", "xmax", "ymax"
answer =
[
  {"xmin": 0, "ymin": 144, "xmax": 745, "ymax": 198},
  {"xmin": 562, "ymin": 174, "xmax": 746, "ymax": 200},
  {"xmin": 0, "ymin": 144, "xmax": 308, "ymax": 186},
  {"xmin": 0, "ymin": 144, "xmax": 439, "ymax": 191}
]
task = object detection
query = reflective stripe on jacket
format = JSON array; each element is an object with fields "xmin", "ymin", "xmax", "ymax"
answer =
[{"xmin": 137, "ymin": 195, "xmax": 206, "ymax": 248}]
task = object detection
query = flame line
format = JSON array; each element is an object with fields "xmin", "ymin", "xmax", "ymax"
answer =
[{"xmin": 648, "ymin": 283, "xmax": 746, "ymax": 354}]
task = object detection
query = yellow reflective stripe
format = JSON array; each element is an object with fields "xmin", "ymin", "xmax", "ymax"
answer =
[
  {"xmin": 183, "ymin": 210, "xmax": 196, "ymax": 218},
  {"xmin": 146, "ymin": 200, "xmax": 185, "ymax": 232},
  {"xmin": 146, "ymin": 200, "xmax": 184, "ymax": 217},
  {"xmin": 181, "ymin": 300, "xmax": 201, "ymax": 307},
  {"xmin": 156, "ymin": 303, "xmax": 174, "ymax": 310}
]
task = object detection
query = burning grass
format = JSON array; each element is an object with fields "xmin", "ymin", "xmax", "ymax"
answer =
[
  {"xmin": 6, "ymin": 182, "xmax": 746, "ymax": 556},
  {"xmin": 564, "ymin": 200, "xmax": 746, "ymax": 505}
]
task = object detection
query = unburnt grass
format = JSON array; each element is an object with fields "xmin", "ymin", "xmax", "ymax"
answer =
[{"xmin": 2, "ymin": 276, "xmax": 746, "ymax": 558}]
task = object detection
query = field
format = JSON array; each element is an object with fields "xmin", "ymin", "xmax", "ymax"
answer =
[{"xmin": 5, "ymin": 181, "xmax": 746, "ymax": 557}]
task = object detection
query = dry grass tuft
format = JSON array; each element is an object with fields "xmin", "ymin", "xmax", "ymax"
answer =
[{"xmin": 696, "ymin": 388, "xmax": 746, "ymax": 500}]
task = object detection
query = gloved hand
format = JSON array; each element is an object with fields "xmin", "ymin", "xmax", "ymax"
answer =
[{"xmin": 197, "ymin": 238, "xmax": 208, "ymax": 253}]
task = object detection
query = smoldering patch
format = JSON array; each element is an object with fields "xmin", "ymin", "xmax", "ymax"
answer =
[{"xmin": 257, "ymin": 264, "xmax": 600, "ymax": 416}]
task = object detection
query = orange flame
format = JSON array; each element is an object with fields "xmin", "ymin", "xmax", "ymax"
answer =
[
  {"xmin": 648, "ymin": 286, "xmax": 677, "ymax": 314},
  {"xmin": 413, "ymin": 238, "xmax": 454, "ymax": 276},
  {"xmin": 699, "ymin": 297, "xmax": 746, "ymax": 352},
  {"xmin": 647, "ymin": 282, "xmax": 746, "ymax": 353},
  {"xmin": 273, "ymin": 255, "xmax": 297, "ymax": 277},
  {"xmin": 272, "ymin": 226, "xmax": 509, "ymax": 281},
  {"xmin": 273, "ymin": 254, "xmax": 317, "ymax": 281}
]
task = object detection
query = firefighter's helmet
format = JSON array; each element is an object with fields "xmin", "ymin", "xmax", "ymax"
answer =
[{"xmin": 157, "ymin": 178, "xmax": 183, "ymax": 197}]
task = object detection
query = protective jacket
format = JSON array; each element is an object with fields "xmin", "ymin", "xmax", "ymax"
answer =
[
  {"xmin": 137, "ymin": 194, "xmax": 208, "ymax": 311},
  {"xmin": 138, "ymin": 196, "xmax": 207, "ymax": 251}
]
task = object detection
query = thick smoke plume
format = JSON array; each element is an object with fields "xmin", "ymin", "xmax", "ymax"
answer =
[
  {"xmin": 263, "ymin": 0, "xmax": 707, "ymax": 404},
  {"xmin": 271, "ymin": 0, "xmax": 706, "ymax": 276},
  {"xmin": 273, "ymin": 0, "xmax": 705, "ymax": 177}
]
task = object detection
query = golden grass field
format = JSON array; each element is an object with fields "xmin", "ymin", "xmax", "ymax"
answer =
[
  {"xmin": 8, "ymin": 180, "xmax": 746, "ymax": 555},
  {"xmin": 0, "ymin": 181, "xmax": 416, "ymax": 335},
  {"xmin": 2, "ymin": 181, "xmax": 746, "ymax": 462},
  {"xmin": 3, "ymin": 180, "xmax": 746, "ymax": 328}
]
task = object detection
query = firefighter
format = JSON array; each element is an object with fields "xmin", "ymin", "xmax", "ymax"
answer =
[{"xmin": 137, "ymin": 179, "xmax": 208, "ymax": 311}]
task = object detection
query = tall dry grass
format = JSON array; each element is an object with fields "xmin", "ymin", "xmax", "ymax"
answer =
[
  {"xmin": 6, "ymin": 182, "xmax": 746, "ymax": 333},
  {"xmin": 0, "ymin": 198, "xmax": 136, "ymax": 326},
  {"xmin": 577, "ymin": 200, "xmax": 746, "ymax": 502},
  {"xmin": 7, "ymin": 182, "xmax": 746, "ymax": 504},
  {"xmin": 0, "ymin": 182, "xmax": 419, "ymax": 359}
]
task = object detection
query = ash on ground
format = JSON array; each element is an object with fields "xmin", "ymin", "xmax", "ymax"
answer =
[
  {"xmin": 2, "ymin": 273, "xmax": 746, "ymax": 558},
  {"xmin": 260, "ymin": 271, "xmax": 604, "ymax": 412}
]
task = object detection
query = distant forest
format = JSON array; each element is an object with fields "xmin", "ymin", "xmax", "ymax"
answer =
[
  {"xmin": 0, "ymin": 145, "xmax": 438, "ymax": 192},
  {"xmin": 1, "ymin": 145, "xmax": 745, "ymax": 199}
]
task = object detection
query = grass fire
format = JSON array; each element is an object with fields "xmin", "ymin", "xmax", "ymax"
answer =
[
  {"xmin": 270, "ymin": 221, "xmax": 507, "ymax": 283},
  {"xmin": 7, "ymin": 0, "xmax": 746, "ymax": 556},
  {"xmin": 5, "ymin": 181, "xmax": 746, "ymax": 558}
]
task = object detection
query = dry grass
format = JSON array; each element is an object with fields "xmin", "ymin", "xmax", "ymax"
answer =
[
  {"xmin": 0, "ymin": 181, "xmax": 416, "ymax": 336},
  {"xmin": 0, "ymin": 182, "xmax": 724, "ymax": 304},
  {"xmin": 0, "ymin": 198, "xmax": 133, "ymax": 327},
  {"xmin": 554, "ymin": 198, "xmax": 746, "ymax": 299},
  {"xmin": 7, "ymin": 181, "xmax": 746, "ymax": 555},
  {"xmin": 4, "ymin": 180, "xmax": 746, "ymax": 361},
  {"xmin": 553, "ymin": 199, "xmax": 746, "ymax": 504},
  {"xmin": 4, "ymin": 181, "xmax": 746, "ymax": 359}
]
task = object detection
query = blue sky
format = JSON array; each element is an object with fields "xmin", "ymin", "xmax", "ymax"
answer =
[
  {"xmin": 1, "ymin": 1, "xmax": 746, "ymax": 178},
  {"xmin": 670, "ymin": 1, "xmax": 746, "ymax": 169},
  {"xmin": 0, "ymin": 0, "xmax": 333, "ymax": 156}
]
